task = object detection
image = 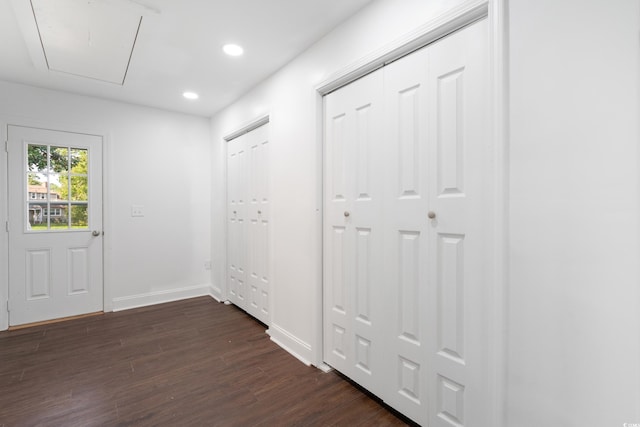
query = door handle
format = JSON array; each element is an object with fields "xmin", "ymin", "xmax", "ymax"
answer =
[{"xmin": 92, "ymin": 230, "xmax": 101, "ymax": 237}]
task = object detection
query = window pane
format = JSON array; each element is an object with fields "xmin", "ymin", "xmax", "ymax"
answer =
[
  {"xmin": 70, "ymin": 149, "xmax": 88, "ymax": 174},
  {"xmin": 48, "ymin": 174, "xmax": 66, "ymax": 202},
  {"xmin": 27, "ymin": 144, "xmax": 48, "ymax": 173},
  {"xmin": 27, "ymin": 174, "xmax": 48, "ymax": 201},
  {"xmin": 70, "ymin": 204, "xmax": 88, "ymax": 228},
  {"xmin": 28, "ymin": 203, "xmax": 47, "ymax": 230},
  {"xmin": 50, "ymin": 146, "xmax": 69, "ymax": 173},
  {"xmin": 49, "ymin": 203, "xmax": 69, "ymax": 229},
  {"xmin": 70, "ymin": 176, "xmax": 88, "ymax": 201}
]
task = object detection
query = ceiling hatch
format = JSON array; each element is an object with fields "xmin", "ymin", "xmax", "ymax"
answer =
[{"xmin": 30, "ymin": 0, "xmax": 142, "ymax": 85}]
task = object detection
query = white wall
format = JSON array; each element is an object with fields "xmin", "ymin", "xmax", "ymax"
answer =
[
  {"xmin": 508, "ymin": 0, "xmax": 640, "ymax": 425},
  {"xmin": 210, "ymin": 0, "xmax": 468, "ymax": 365},
  {"xmin": 0, "ymin": 80, "xmax": 213, "ymax": 325}
]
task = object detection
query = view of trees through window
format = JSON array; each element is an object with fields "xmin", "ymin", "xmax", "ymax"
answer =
[{"xmin": 27, "ymin": 144, "xmax": 89, "ymax": 230}]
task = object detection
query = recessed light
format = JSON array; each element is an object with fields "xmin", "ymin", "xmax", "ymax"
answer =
[
  {"xmin": 223, "ymin": 43, "xmax": 244, "ymax": 56},
  {"xmin": 183, "ymin": 91, "xmax": 199, "ymax": 100}
]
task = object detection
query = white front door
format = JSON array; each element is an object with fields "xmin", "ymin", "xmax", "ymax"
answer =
[{"xmin": 7, "ymin": 125, "xmax": 103, "ymax": 326}]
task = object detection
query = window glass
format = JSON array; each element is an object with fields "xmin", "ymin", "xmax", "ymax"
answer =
[{"xmin": 26, "ymin": 144, "xmax": 89, "ymax": 232}]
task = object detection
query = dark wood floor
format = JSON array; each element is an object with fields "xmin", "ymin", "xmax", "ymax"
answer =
[{"xmin": 0, "ymin": 297, "xmax": 413, "ymax": 426}]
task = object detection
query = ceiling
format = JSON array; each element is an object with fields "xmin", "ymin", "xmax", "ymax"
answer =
[{"xmin": 0, "ymin": 0, "xmax": 373, "ymax": 117}]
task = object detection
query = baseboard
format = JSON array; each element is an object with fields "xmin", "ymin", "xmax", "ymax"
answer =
[
  {"xmin": 267, "ymin": 323, "xmax": 313, "ymax": 366},
  {"xmin": 208, "ymin": 283, "xmax": 224, "ymax": 302},
  {"xmin": 112, "ymin": 283, "xmax": 216, "ymax": 312}
]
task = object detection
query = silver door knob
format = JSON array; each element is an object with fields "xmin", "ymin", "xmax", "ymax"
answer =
[
  {"xmin": 233, "ymin": 210, "xmax": 237, "ymax": 214},
  {"xmin": 428, "ymin": 211, "xmax": 436, "ymax": 219},
  {"xmin": 92, "ymin": 230, "xmax": 101, "ymax": 237},
  {"xmin": 257, "ymin": 210, "xmax": 262, "ymax": 215},
  {"xmin": 344, "ymin": 211, "xmax": 350, "ymax": 217}
]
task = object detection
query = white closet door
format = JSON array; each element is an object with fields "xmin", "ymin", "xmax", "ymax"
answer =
[
  {"xmin": 245, "ymin": 124, "xmax": 270, "ymax": 325},
  {"xmin": 382, "ymin": 42, "xmax": 430, "ymax": 423},
  {"xmin": 323, "ymin": 67, "xmax": 386, "ymax": 391},
  {"xmin": 323, "ymin": 18, "xmax": 490, "ymax": 426},
  {"xmin": 425, "ymin": 20, "xmax": 489, "ymax": 427},
  {"xmin": 227, "ymin": 123, "xmax": 271, "ymax": 325},
  {"xmin": 227, "ymin": 133, "xmax": 248, "ymax": 309}
]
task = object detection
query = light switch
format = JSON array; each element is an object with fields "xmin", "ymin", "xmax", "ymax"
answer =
[{"xmin": 131, "ymin": 205, "xmax": 144, "ymax": 217}]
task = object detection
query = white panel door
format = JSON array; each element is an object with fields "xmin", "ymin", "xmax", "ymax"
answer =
[
  {"xmin": 323, "ymin": 67, "xmax": 386, "ymax": 392},
  {"xmin": 226, "ymin": 123, "xmax": 270, "ymax": 324},
  {"xmin": 227, "ymin": 133, "xmax": 248, "ymax": 310},
  {"xmin": 382, "ymin": 43, "xmax": 430, "ymax": 423},
  {"xmin": 425, "ymin": 20, "xmax": 489, "ymax": 427},
  {"xmin": 7, "ymin": 125, "xmax": 103, "ymax": 326},
  {"xmin": 245, "ymin": 124, "xmax": 270, "ymax": 325},
  {"xmin": 323, "ymin": 19, "xmax": 490, "ymax": 426}
]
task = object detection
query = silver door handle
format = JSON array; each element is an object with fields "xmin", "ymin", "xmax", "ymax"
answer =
[
  {"xmin": 92, "ymin": 230, "xmax": 101, "ymax": 237},
  {"xmin": 344, "ymin": 211, "xmax": 350, "ymax": 217},
  {"xmin": 428, "ymin": 211, "xmax": 436, "ymax": 219}
]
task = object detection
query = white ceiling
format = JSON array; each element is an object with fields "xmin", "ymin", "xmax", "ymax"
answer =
[{"xmin": 0, "ymin": 0, "xmax": 373, "ymax": 117}]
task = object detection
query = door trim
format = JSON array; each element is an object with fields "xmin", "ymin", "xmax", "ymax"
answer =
[
  {"xmin": 314, "ymin": 0, "xmax": 508, "ymax": 425},
  {"xmin": 0, "ymin": 119, "xmax": 110, "ymax": 331}
]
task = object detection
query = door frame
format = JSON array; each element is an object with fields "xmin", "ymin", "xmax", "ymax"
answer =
[
  {"xmin": 313, "ymin": 0, "xmax": 509, "ymax": 425},
  {"xmin": 0, "ymin": 118, "xmax": 111, "ymax": 330}
]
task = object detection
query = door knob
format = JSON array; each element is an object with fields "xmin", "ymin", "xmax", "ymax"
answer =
[
  {"xmin": 258, "ymin": 210, "xmax": 262, "ymax": 215},
  {"xmin": 428, "ymin": 211, "xmax": 436, "ymax": 219},
  {"xmin": 344, "ymin": 211, "xmax": 350, "ymax": 217},
  {"xmin": 92, "ymin": 230, "xmax": 101, "ymax": 237}
]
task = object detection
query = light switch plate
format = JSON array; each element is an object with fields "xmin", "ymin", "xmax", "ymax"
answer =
[{"xmin": 131, "ymin": 205, "xmax": 144, "ymax": 217}]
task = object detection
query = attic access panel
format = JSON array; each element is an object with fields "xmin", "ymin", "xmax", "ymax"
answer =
[{"xmin": 31, "ymin": 0, "xmax": 142, "ymax": 85}]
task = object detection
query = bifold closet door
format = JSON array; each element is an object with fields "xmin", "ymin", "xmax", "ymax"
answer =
[
  {"xmin": 227, "ymin": 124, "xmax": 271, "ymax": 325},
  {"xmin": 323, "ymin": 67, "xmax": 386, "ymax": 393},
  {"xmin": 245, "ymin": 124, "xmax": 270, "ymax": 325},
  {"xmin": 227, "ymin": 133, "xmax": 248, "ymax": 309},
  {"xmin": 323, "ymin": 19, "xmax": 489, "ymax": 426}
]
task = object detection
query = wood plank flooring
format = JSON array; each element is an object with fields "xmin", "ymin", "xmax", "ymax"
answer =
[{"xmin": 0, "ymin": 297, "xmax": 415, "ymax": 426}]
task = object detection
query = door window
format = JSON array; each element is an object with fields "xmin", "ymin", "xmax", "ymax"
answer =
[{"xmin": 26, "ymin": 144, "xmax": 89, "ymax": 231}]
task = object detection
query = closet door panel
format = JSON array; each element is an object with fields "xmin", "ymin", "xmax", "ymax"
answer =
[
  {"xmin": 323, "ymin": 68, "xmax": 385, "ymax": 391},
  {"xmin": 246, "ymin": 124, "xmax": 270, "ymax": 324},
  {"xmin": 382, "ymin": 44, "xmax": 430, "ymax": 425},
  {"xmin": 227, "ymin": 134, "xmax": 248, "ymax": 309},
  {"xmin": 427, "ymin": 19, "xmax": 489, "ymax": 427}
]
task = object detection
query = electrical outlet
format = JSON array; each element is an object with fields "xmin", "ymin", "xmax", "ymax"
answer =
[{"xmin": 131, "ymin": 205, "xmax": 144, "ymax": 217}]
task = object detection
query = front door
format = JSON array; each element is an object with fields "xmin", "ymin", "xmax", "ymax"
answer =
[{"xmin": 7, "ymin": 125, "xmax": 103, "ymax": 326}]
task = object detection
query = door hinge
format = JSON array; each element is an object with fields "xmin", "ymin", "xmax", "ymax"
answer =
[
  {"xmin": 4, "ymin": 140, "xmax": 7, "ymax": 152},
  {"xmin": 5, "ymin": 221, "xmax": 8, "ymax": 232},
  {"xmin": 6, "ymin": 300, "xmax": 9, "ymax": 312}
]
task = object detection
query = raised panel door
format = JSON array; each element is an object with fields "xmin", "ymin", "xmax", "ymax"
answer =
[
  {"xmin": 245, "ymin": 123, "xmax": 270, "ymax": 325},
  {"xmin": 426, "ymin": 19, "xmax": 489, "ymax": 427},
  {"xmin": 7, "ymin": 126, "xmax": 103, "ymax": 326},
  {"xmin": 323, "ymin": 67, "xmax": 385, "ymax": 392}
]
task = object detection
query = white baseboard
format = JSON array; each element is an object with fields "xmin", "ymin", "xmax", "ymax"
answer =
[
  {"xmin": 0, "ymin": 303, "xmax": 7, "ymax": 331},
  {"xmin": 267, "ymin": 323, "xmax": 313, "ymax": 366},
  {"xmin": 209, "ymin": 283, "xmax": 224, "ymax": 302},
  {"xmin": 112, "ymin": 283, "xmax": 216, "ymax": 312}
]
